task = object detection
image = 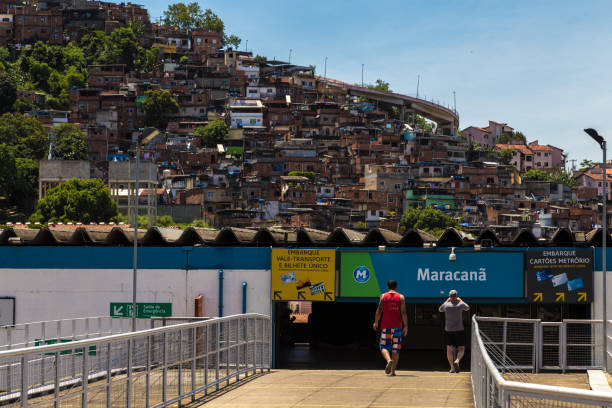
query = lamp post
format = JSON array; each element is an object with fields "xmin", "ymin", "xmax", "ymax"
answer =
[
  {"xmin": 132, "ymin": 141, "xmax": 139, "ymax": 332},
  {"xmin": 585, "ymin": 128, "xmax": 607, "ymax": 371},
  {"xmin": 131, "ymin": 127, "xmax": 159, "ymax": 331}
]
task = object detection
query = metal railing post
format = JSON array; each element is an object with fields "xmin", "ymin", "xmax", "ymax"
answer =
[
  {"xmin": 126, "ymin": 339, "xmax": 132, "ymax": 408},
  {"xmin": 261, "ymin": 318, "xmax": 265, "ymax": 372},
  {"xmin": 204, "ymin": 324, "xmax": 209, "ymax": 396},
  {"xmin": 533, "ymin": 321, "xmax": 539, "ymax": 373},
  {"xmin": 82, "ymin": 345, "xmax": 89, "ymax": 408},
  {"xmin": 178, "ymin": 329, "xmax": 183, "ymax": 403},
  {"xmin": 146, "ymin": 335, "xmax": 151, "ymax": 408},
  {"xmin": 226, "ymin": 321, "xmax": 230, "ymax": 386},
  {"xmin": 216, "ymin": 321, "xmax": 220, "ymax": 391},
  {"xmin": 561, "ymin": 321, "xmax": 567, "ymax": 373},
  {"xmin": 20, "ymin": 355, "xmax": 27, "ymax": 408},
  {"xmin": 54, "ymin": 351, "xmax": 60, "ymax": 408},
  {"xmin": 191, "ymin": 327, "xmax": 196, "ymax": 402},
  {"xmin": 162, "ymin": 331, "xmax": 167, "ymax": 403},
  {"xmin": 106, "ymin": 342, "xmax": 111, "ymax": 408}
]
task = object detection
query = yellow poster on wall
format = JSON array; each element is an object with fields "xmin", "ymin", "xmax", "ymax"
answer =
[{"xmin": 271, "ymin": 249, "xmax": 336, "ymax": 301}]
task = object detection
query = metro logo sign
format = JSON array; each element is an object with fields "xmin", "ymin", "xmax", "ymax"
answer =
[{"xmin": 340, "ymin": 251, "xmax": 524, "ymax": 299}]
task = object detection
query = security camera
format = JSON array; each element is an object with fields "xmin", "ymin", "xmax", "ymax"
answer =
[{"xmin": 449, "ymin": 247, "xmax": 456, "ymax": 262}]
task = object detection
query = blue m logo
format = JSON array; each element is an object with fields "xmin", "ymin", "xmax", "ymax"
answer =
[{"xmin": 353, "ymin": 266, "xmax": 370, "ymax": 283}]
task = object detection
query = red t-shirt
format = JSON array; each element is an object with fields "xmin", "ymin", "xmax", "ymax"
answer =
[{"xmin": 381, "ymin": 291, "xmax": 403, "ymax": 329}]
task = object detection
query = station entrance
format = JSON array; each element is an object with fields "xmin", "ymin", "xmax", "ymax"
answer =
[{"xmin": 273, "ymin": 301, "xmax": 590, "ymax": 369}]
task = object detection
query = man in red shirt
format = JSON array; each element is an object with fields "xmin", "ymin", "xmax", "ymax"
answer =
[{"xmin": 373, "ymin": 280, "xmax": 408, "ymax": 376}]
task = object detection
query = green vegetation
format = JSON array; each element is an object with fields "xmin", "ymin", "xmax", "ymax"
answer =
[
  {"xmin": 53, "ymin": 123, "xmax": 88, "ymax": 160},
  {"xmin": 400, "ymin": 206, "xmax": 458, "ymax": 237},
  {"xmin": 496, "ymin": 131, "xmax": 526, "ymax": 145},
  {"xmin": 142, "ymin": 89, "xmax": 179, "ymax": 129},
  {"xmin": 523, "ymin": 168, "xmax": 578, "ymax": 188},
  {"xmin": 499, "ymin": 148, "xmax": 514, "ymax": 165},
  {"xmin": 580, "ymin": 159, "xmax": 595, "ymax": 169},
  {"xmin": 287, "ymin": 171, "xmax": 316, "ymax": 182},
  {"xmin": 195, "ymin": 119, "xmax": 229, "ymax": 147},
  {"xmin": 30, "ymin": 179, "xmax": 118, "ymax": 224},
  {"xmin": 119, "ymin": 214, "xmax": 212, "ymax": 229}
]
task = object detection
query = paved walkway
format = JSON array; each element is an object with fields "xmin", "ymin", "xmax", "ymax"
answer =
[{"xmin": 191, "ymin": 369, "xmax": 474, "ymax": 408}]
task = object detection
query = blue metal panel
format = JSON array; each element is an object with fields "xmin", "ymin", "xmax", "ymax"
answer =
[
  {"xmin": 340, "ymin": 250, "xmax": 524, "ymax": 299},
  {"xmin": 0, "ymin": 246, "xmax": 271, "ymax": 270}
]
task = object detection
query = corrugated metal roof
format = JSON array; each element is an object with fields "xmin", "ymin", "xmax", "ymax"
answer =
[{"xmin": 0, "ymin": 225, "xmax": 605, "ymax": 247}]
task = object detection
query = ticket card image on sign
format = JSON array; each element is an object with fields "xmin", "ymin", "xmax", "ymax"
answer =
[
  {"xmin": 271, "ymin": 249, "xmax": 335, "ymax": 301},
  {"xmin": 525, "ymin": 249, "xmax": 593, "ymax": 303}
]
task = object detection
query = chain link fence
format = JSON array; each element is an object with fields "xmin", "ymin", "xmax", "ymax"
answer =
[
  {"xmin": 0, "ymin": 313, "xmax": 271, "ymax": 407},
  {"xmin": 472, "ymin": 316, "xmax": 612, "ymax": 408}
]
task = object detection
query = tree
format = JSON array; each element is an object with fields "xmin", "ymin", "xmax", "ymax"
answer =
[
  {"xmin": 550, "ymin": 168, "xmax": 578, "ymax": 188},
  {"xmin": 164, "ymin": 2, "xmax": 203, "ymax": 29},
  {"xmin": 79, "ymin": 30, "xmax": 109, "ymax": 66},
  {"xmin": 163, "ymin": 2, "xmax": 225, "ymax": 33},
  {"xmin": 253, "ymin": 55, "xmax": 267, "ymax": 63},
  {"xmin": 224, "ymin": 34, "xmax": 241, "ymax": 48},
  {"xmin": 400, "ymin": 206, "xmax": 458, "ymax": 235},
  {"xmin": 11, "ymin": 158, "xmax": 38, "ymax": 213},
  {"xmin": 179, "ymin": 55, "xmax": 189, "ymax": 65},
  {"xmin": 580, "ymin": 159, "xmax": 595, "ymax": 169},
  {"xmin": 53, "ymin": 123, "xmax": 88, "ymax": 160},
  {"xmin": 497, "ymin": 131, "xmax": 527, "ymax": 145},
  {"xmin": 0, "ymin": 72, "xmax": 16, "ymax": 114},
  {"xmin": 523, "ymin": 169, "xmax": 552, "ymax": 182},
  {"xmin": 0, "ymin": 113, "xmax": 49, "ymax": 160},
  {"xmin": 142, "ymin": 89, "xmax": 179, "ymax": 129},
  {"xmin": 108, "ymin": 27, "xmax": 140, "ymax": 71},
  {"xmin": 30, "ymin": 179, "xmax": 118, "ymax": 224},
  {"xmin": 367, "ymin": 78, "xmax": 392, "ymax": 92},
  {"xmin": 194, "ymin": 120, "xmax": 228, "ymax": 147},
  {"xmin": 499, "ymin": 148, "xmax": 514, "ymax": 165}
]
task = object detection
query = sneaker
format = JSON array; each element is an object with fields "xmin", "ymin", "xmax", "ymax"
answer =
[
  {"xmin": 385, "ymin": 361, "xmax": 393, "ymax": 374},
  {"xmin": 453, "ymin": 361, "xmax": 460, "ymax": 373}
]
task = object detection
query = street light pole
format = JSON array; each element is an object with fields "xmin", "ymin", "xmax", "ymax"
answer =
[
  {"xmin": 361, "ymin": 64, "xmax": 364, "ymax": 87},
  {"xmin": 324, "ymin": 56, "xmax": 327, "ymax": 79},
  {"xmin": 585, "ymin": 128, "xmax": 607, "ymax": 371},
  {"xmin": 132, "ymin": 143, "xmax": 139, "ymax": 332}
]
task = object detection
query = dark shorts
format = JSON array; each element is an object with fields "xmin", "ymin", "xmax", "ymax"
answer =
[
  {"xmin": 380, "ymin": 328, "xmax": 402, "ymax": 353},
  {"xmin": 444, "ymin": 330, "xmax": 465, "ymax": 347}
]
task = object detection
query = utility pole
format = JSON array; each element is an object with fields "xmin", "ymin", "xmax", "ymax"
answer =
[
  {"xmin": 453, "ymin": 90, "xmax": 457, "ymax": 113},
  {"xmin": 289, "ymin": 49, "xmax": 292, "ymax": 64},
  {"xmin": 570, "ymin": 159, "xmax": 577, "ymax": 171},
  {"xmin": 416, "ymin": 75, "xmax": 420, "ymax": 98},
  {"xmin": 324, "ymin": 56, "xmax": 327, "ymax": 79},
  {"xmin": 245, "ymin": 39, "xmax": 248, "ymax": 52},
  {"xmin": 361, "ymin": 64, "xmax": 364, "ymax": 87}
]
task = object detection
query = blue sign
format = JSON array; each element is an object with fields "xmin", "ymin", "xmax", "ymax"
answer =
[
  {"xmin": 353, "ymin": 266, "xmax": 370, "ymax": 283},
  {"xmin": 341, "ymin": 251, "xmax": 524, "ymax": 299}
]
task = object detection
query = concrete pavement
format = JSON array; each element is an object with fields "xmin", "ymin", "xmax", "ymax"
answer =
[{"xmin": 190, "ymin": 369, "xmax": 474, "ymax": 408}]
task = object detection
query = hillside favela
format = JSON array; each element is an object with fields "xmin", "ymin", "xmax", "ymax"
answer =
[{"xmin": 2, "ymin": 2, "xmax": 612, "ymax": 408}]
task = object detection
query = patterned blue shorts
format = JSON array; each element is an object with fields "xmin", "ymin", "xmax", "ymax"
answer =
[{"xmin": 380, "ymin": 328, "xmax": 402, "ymax": 353}]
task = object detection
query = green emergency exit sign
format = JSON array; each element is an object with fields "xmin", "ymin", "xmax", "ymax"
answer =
[{"xmin": 110, "ymin": 302, "xmax": 172, "ymax": 318}]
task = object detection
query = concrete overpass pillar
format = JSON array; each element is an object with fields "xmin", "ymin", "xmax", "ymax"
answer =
[{"xmin": 400, "ymin": 105, "xmax": 405, "ymax": 123}]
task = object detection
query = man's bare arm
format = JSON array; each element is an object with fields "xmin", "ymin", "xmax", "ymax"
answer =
[
  {"xmin": 400, "ymin": 295, "xmax": 408, "ymax": 335},
  {"xmin": 373, "ymin": 294, "xmax": 383, "ymax": 330}
]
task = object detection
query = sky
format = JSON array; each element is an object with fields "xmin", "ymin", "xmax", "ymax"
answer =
[{"xmin": 142, "ymin": 0, "xmax": 612, "ymax": 166}]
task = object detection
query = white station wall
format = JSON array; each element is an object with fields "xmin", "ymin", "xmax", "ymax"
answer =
[{"xmin": 0, "ymin": 268, "xmax": 271, "ymax": 324}]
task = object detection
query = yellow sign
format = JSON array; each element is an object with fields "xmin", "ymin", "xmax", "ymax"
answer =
[{"xmin": 271, "ymin": 249, "xmax": 336, "ymax": 301}]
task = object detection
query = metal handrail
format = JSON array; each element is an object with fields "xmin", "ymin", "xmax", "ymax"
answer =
[
  {"xmin": 0, "ymin": 313, "xmax": 272, "ymax": 407},
  {"xmin": 0, "ymin": 314, "xmax": 267, "ymax": 358},
  {"xmin": 472, "ymin": 316, "xmax": 612, "ymax": 407}
]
